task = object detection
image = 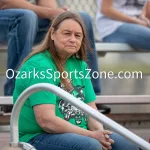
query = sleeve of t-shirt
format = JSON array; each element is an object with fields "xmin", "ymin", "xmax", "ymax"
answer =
[
  {"xmin": 82, "ymin": 62, "xmax": 96, "ymax": 104},
  {"xmin": 27, "ymin": 67, "xmax": 57, "ymax": 107}
]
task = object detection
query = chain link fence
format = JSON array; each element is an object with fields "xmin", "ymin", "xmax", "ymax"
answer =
[
  {"xmin": 57, "ymin": 0, "xmax": 99, "ymax": 40},
  {"xmin": 57, "ymin": 0, "xmax": 97, "ymax": 18}
]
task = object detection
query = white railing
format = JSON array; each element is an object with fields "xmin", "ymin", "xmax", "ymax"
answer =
[{"xmin": 8, "ymin": 83, "xmax": 150, "ymax": 150}]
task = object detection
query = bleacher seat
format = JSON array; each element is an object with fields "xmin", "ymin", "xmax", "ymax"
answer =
[{"xmin": 1, "ymin": 43, "xmax": 150, "ymax": 54}]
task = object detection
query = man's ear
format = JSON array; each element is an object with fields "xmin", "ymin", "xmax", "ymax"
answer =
[{"xmin": 51, "ymin": 27, "xmax": 55, "ymax": 40}]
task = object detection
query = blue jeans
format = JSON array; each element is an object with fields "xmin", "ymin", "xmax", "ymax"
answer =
[
  {"xmin": 79, "ymin": 12, "xmax": 101, "ymax": 95},
  {"xmin": 0, "ymin": 9, "xmax": 101, "ymax": 96},
  {"xmin": 28, "ymin": 132, "xmax": 139, "ymax": 150},
  {"xmin": 103, "ymin": 23, "xmax": 150, "ymax": 50}
]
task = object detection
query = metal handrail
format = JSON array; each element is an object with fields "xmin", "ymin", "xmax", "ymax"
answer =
[{"xmin": 10, "ymin": 83, "xmax": 150, "ymax": 150}]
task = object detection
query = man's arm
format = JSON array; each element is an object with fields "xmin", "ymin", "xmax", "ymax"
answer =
[
  {"xmin": 145, "ymin": 1, "xmax": 150, "ymax": 19},
  {"xmin": 101, "ymin": 0, "xmax": 148, "ymax": 26},
  {"xmin": 137, "ymin": 1, "xmax": 150, "ymax": 25},
  {"xmin": 87, "ymin": 102, "xmax": 104, "ymax": 131},
  {"xmin": 141, "ymin": 1, "xmax": 147, "ymax": 16},
  {"xmin": 37, "ymin": 0, "xmax": 57, "ymax": 8},
  {"xmin": 0, "ymin": 0, "xmax": 65, "ymax": 19}
]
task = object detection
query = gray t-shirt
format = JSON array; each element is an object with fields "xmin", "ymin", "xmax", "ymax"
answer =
[{"xmin": 96, "ymin": 0, "xmax": 146, "ymax": 40}]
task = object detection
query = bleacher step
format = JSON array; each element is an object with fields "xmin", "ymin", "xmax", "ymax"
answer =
[{"xmin": 1, "ymin": 113, "xmax": 150, "ymax": 126}]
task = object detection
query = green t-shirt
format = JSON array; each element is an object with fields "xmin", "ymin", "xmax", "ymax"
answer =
[{"xmin": 13, "ymin": 50, "xmax": 96, "ymax": 143}]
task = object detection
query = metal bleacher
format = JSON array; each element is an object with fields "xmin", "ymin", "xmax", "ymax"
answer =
[
  {"xmin": 0, "ymin": 0, "xmax": 150, "ymax": 144},
  {"xmin": 0, "ymin": 95, "xmax": 150, "ymax": 126}
]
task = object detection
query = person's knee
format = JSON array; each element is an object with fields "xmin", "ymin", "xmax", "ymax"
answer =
[
  {"xmin": 88, "ymin": 138, "xmax": 103, "ymax": 150},
  {"xmin": 21, "ymin": 9, "xmax": 38, "ymax": 25},
  {"xmin": 110, "ymin": 133, "xmax": 139, "ymax": 150},
  {"xmin": 78, "ymin": 12, "xmax": 93, "ymax": 28},
  {"xmin": 14, "ymin": 9, "xmax": 38, "ymax": 37},
  {"xmin": 68, "ymin": 133, "xmax": 102, "ymax": 150},
  {"xmin": 79, "ymin": 136, "xmax": 102, "ymax": 150},
  {"xmin": 79, "ymin": 12, "xmax": 91, "ymax": 20}
]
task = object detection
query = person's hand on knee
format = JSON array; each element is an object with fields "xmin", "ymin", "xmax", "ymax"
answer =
[
  {"xmin": 138, "ymin": 15, "xmax": 150, "ymax": 27},
  {"xmin": 103, "ymin": 130, "xmax": 115, "ymax": 149},
  {"xmin": 91, "ymin": 130, "xmax": 112, "ymax": 150}
]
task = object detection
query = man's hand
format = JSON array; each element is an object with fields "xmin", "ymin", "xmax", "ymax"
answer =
[
  {"xmin": 62, "ymin": 5, "xmax": 70, "ymax": 11},
  {"xmin": 138, "ymin": 15, "xmax": 150, "ymax": 27},
  {"xmin": 48, "ymin": 5, "xmax": 71, "ymax": 20},
  {"xmin": 51, "ymin": 6, "xmax": 70, "ymax": 19},
  {"xmin": 137, "ymin": 18, "xmax": 149, "ymax": 27},
  {"xmin": 49, "ymin": 8, "xmax": 66, "ymax": 20},
  {"xmin": 133, "ymin": 17, "xmax": 149, "ymax": 27},
  {"xmin": 91, "ymin": 130, "xmax": 113, "ymax": 150},
  {"xmin": 0, "ymin": 0, "xmax": 69, "ymax": 20}
]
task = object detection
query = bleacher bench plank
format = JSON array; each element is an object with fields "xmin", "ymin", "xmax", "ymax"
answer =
[
  {"xmin": 0, "ymin": 96, "xmax": 150, "ymax": 125},
  {"xmin": 1, "ymin": 113, "xmax": 150, "ymax": 125},
  {"xmin": 107, "ymin": 113, "xmax": 150, "ymax": 122},
  {"xmin": 96, "ymin": 43, "xmax": 134, "ymax": 52},
  {"xmin": 0, "ymin": 115, "xmax": 10, "ymax": 125},
  {"xmin": 1, "ymin": 43, "xmax": 148, "ymax": 52},
  {"xmin": 0, "ymin": 95, "xmax": 150, "ymax": 105}
]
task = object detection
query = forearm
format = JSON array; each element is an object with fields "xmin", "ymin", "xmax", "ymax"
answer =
[
  {"xmin": 145, "ymin": 2, "xmax": 150, "ymax": 19},
  {"xmin": 37, "ymin": 0, "xmax": 57, "ymax": 8},
  {"xmin": 87, "ymin": 102, "xmax": 104, "ymax": 131},
  {"xmin": 88, "ymin": 117, "xmax": 104, "ymax": 131},
  {"xmin": 42, "ymin": 116, "xmax": 93, "ymax": 137},
  {"xmin": 1, "ymin": 0, "xmax": 61, "ymax": 19},
  {"xmin": 101, "ymin": 7, "xmax": 140, "ymax": 24},
  {"xmin": 141, "ymin": 2, "xmax": 147, "ymax": 16}
]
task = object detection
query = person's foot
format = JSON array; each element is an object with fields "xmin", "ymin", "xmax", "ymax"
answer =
[
  {"xmin": 1, "ymin": 105, "xmax": 13, "ymax": 113},
  {"xmin": 96, "ymin": 104, "xmax": 111, "ymax": 114}
]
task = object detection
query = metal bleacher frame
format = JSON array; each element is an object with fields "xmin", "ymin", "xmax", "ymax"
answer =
[
  {"xmin": 0, "ymin": 43, "xmax": 148, "ymax": 53},
  {"xmin": 1, "ymin": 0, "xmax": 150, "ymax": 128},
  {"xmin": 0, "ymin": 95, "xmax": 150, "ymax": 126}
]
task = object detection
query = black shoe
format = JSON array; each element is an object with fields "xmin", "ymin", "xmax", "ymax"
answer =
[
  {"xmin": 96, "ymin": 104, "xmax": 111, "ymax": 114},
  {"xmin": 1, "ymin": 105, "xmax": 13, "ymax": 113}
]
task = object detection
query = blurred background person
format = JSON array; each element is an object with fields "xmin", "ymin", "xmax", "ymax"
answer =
[{"xmin": 96, "ymin": 0, "xmax": 150, "ymax": 50}]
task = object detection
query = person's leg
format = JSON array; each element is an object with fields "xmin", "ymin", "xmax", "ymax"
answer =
[
  {"xmin": 34, "ymin": 18, "xmax": 50, "ymax": 44},
  {"xmin": 0, "ymin": 11, "xmax": 8, "ymax": 42},
  {"xmin": 78, "ymin": 12, "xmax": 111, "ymax": 114},
  {"xmin": 2, "ymin": 9, "xmax": 39, "ymax": 97},
  {"xmin": 28, "ymin": 133, "xmax": 102, "ymax": 150},
  {"xmin": 78, "ymin": 12, "xmax": 101, "ymax": 95},
  {"xmin": 0, "ymin": 9, "xmax": 39, "ymax": 112},
  {"xmin": 103, "ymin": 23, "xmax": 150, "ymax": 50},
  {"xmin": 110, "ymin": 133, "xmax": 139, "ymax": 150}
]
